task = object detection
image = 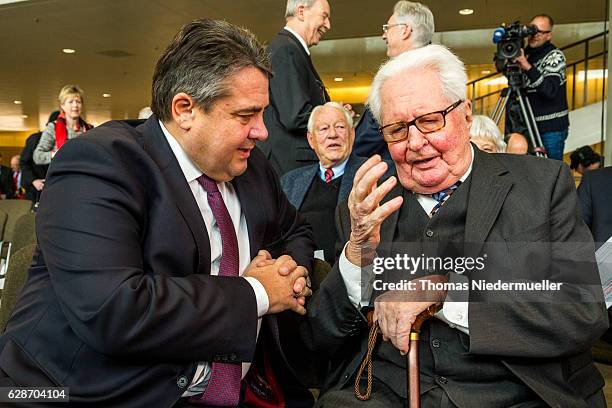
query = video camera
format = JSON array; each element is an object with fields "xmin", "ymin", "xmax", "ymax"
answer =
[{"xmin": 492, "ymin": 22, "xmax": 538, "ymax": 85}]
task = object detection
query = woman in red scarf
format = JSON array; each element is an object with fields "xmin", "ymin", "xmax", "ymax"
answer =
[{"xmin": 33, "ymin": 84, "xmax": 92, "ymax": 165}]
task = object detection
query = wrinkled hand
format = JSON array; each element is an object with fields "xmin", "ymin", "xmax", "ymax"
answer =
[
  {"xmin": 373, "ymin": 275, "xmax": 448, "ymax": 354},
  {"xmin": 33, "ymin": 179, "xmax": 44, "ymax": 191},
  {"xmin": 346, "ymin": 156, "xmax": 403, "ymax": 266},
  {"xmin": 245, "ymin": 251, "xmax": 312, "ymax": 315},
  {"xmin": 513, "ymin": 49, "xmax": 532, "ymax": 71}
]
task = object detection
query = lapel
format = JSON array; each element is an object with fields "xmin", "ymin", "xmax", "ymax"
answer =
[
  {"xmin": 232, "ymin": 169, "xmax": 265, "ymax": 260},
  {"xmin": 339, "ymin": 155, "xmax": 363, "ymax": 203},
  {"xmin": 379, "ymin": 182, "xmax": 403, "ymax": 248},
  {"xmin": 292, "ymin": 164, "xmax": 319, "ymax": 209},
  {"xmin": 141, "ymin": 116, "xmax": 211, "ymax": 274},
  {"xmin": 465, "ymin": 147, "xmax": 513, "ymax": 246}
]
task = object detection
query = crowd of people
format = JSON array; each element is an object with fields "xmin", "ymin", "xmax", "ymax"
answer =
[{"xmin": 0, "ymin": 1, "xmax": 609, "ymax": 407}]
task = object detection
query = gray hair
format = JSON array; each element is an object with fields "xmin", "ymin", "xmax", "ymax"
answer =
[
  {"xmin": 393, "ymin": 1, "xmax": 435, "ymax": 48},
  {"xmin": 307, "ymin": 102, "xmax": 354, "ymax": 133},
  {"xmin": 151, "ymin": 19, "xmax": 272, "ymax": 122},
  {"xmin": 470, "ymin": 115, "xmax": 507, "ymax": 152},
  {"xmin": 367, "ymin": 44, "xmax": 467, "ymax": 124},
  {"xmin": 285, "ymin": 0, "xmax": 318, "ymax": 18}
]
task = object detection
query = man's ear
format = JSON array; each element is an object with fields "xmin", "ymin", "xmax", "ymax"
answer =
[
  {"xmin": 402, "ymin": 24, "xmax": 412, "ymax": 41},
  {"xmin": 464, "ymin": 99, "xmax": 473, "ymax": 128},
  {"xmin": 306, "ymin": 131, "xmax": 316, "ymax": 150},
  {"xmin": 171, "ymin": 93, "xmax": 196, "ymax": 131},
  {"xmin": 295, "ymin": 4, "xmax": 306, "ymax": 21}
]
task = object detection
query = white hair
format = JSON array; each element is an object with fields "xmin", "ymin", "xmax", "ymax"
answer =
[
  {"xmin": 285, "ymin": 0, "xmax": 318, "ymax": 18},
  {"xmin": 138, "ymin": 106, "xmax": 153, "ymax": 119},
  {"xmin": 367, "ymin": 44, "xmax": 467, "ymax": 124},
  {"xmin": 470, "ymin": 115, "xmax": 507, "ymax": 152},
  {"xmin": 393, "ymin": 1, "xmax": 435, "ymax": 47},
  {"xmin": 307, "ymin": 102, "xmax": 354, "ymax": 133}
]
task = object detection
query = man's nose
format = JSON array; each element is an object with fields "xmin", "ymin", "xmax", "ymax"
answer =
[
  {"xmin": 250, "ymin": 115, "xmax": 268, "ymax": 141},
  {"xmin": 407, "ymin": 126, "xmax": 427, "ymax": 151}
]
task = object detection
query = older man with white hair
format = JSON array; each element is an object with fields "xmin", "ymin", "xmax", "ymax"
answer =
[{"xmin": 305, "ymin": 44, "xmax": 607, "ymax": 407}]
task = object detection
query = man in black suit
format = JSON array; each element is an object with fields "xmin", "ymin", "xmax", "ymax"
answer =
[
  {"xmin": 262, "ymin": 0, "xmax": 331, "ymax": 176},
  {"xmin": 578, "ymin": 166, "xmax": 612, "ymax": 245},
  {"xmin": 0, "ymin": 19, "xmax": 315, "ymax": 407},
  {"xmin": 306, "ymin": 45, "xmax": 607, "ymax": 407},
  {"xmin": 353, "ymin": 1, "xmax": 434, "ymax": 161},
  {"xmin": 0, "ymin": 153, "xmax": 15, "ymax": 199},
  {"xmin": 19, "ymin": 112, "xmax": 58, "ymax": 203},
  {"xmin": 281, "ymin": 102, "xmax": 365, "ymax": 265}
]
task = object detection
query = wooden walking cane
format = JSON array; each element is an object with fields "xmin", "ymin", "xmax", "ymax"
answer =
[{"xmin": 354, "ymin": 276, "xmax": 447, "ymax": 408}]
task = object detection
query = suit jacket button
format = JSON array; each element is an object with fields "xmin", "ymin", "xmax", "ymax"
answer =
[
  {"xmin": 426, "ymin": 229, "xmax": 434, "ymax": 238},
  {"xmin": 432, "ymin": 339, "xmax": 441, "ymax": 348},
  {"xmin": 177, "ymin": 376, "xmax": 189, "ymax": 388},
  {"xmin": 230, "ymin": 353, "xmax": 237, "ymax": 360}
]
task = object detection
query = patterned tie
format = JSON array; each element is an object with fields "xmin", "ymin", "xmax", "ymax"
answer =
[
  {"xmin": 429, "ymin": 180, "xmax": 462, "ymax": 217},
  {"xmin": 192, "ymin": 174, "xmax": 241, "ymax": 406},
  {"xmin": 324, "ymin": 168, "xmax": 334, "ymax": 183}
]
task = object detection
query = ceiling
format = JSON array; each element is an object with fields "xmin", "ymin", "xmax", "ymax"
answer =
[{"xmin": 0, "ymin": 0, "xmax": 608, "ymax": 131}]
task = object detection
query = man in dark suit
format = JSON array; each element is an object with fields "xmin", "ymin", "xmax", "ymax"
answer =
[
  {"xmin": 262, "ymin": 0, "xmax": 331, "ymax": 176},
  {"xmin": 0, "ymin": 19, "xmax": 315, "ymax": 408},
  {"xmin": 0, "ymin": 153, "xmax": 15, "ymax": 199},
  {"xmin": 578, "ymin": 166, "xmax": 612, "ymax": 244},
  {"xmin": 353, "ymin": 1, "xmax": 434, "ymax": 161},
  {"xmin": 19, "ymin": 112, "xmax": 58, "ymax": 203},
  {"xmin": 282, "ymin": 102, "xmax": 366, "ymax": 265},
  {"xmin": 306, "ymin": 45, "xmax": 608, "ymax": 407}
]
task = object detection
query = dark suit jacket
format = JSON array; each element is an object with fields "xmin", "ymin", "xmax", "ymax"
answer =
[
  {"xmin": 0, "ymin": 117, "xmax": 315, "ymax": 407},
  {"xmin": 280, "ymin": 155, "xmax": 366, "ymax": 210},
  {"xmin": 353, "ymin": 107, "xmax": 391, "ymax": 160},
  {"xmin": 20, "ymin": 132, "xmax": 49, "ymax": 202},
  {"xmin": 577, "ymin": 166, "xmax": 612, "ymax": 244},
  {"xmin": 0, "ymin": 165, "xmax": 15, "ymax": 199},
  {"xmin": 262, "ymin": 29, "xmax": 330, "ymax": 176},
  {"xmin": 304, "ymin": 149, "xmax": 608, "ymax": 407}
]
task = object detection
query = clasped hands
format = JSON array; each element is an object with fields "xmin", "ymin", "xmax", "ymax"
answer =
[
  {"xmin": 346, "ymin": 156, "xmax": 447, "ymax": 354},
  {"xmin": 244, "ymin": 250, "xmax": 312, "ymax": 316}
]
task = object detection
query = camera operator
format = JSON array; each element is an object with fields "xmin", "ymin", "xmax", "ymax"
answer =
[{"xmin": 512, "ymin": 14, "xmax": 569, "ymax": 160}]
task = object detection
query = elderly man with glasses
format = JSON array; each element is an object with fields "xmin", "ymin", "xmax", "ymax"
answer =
[
  {"xmin": 304, "ymin": 44, "xmax": 607, "ymax": 407},
  {"xmin": 508, "ymin": 14, "xmax": 570, "ymax": 161}
]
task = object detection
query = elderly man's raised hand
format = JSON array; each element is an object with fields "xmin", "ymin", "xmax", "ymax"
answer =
[
  {"xmin": 245, "ymin": 251, "xmax": 312, "ymax": 315},
  {"xmin": 345, "ymin": 155, "xmax": 403, "ymax": 266}
]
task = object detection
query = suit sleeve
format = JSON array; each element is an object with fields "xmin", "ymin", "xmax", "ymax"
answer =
[
  {"xmin": 269, "ymin": 45, "xmax": 320, "ymax": 135},
  {"xmin": 353, "ymin": 109, "xmax": 385, "ymax": 158},
  {"xmin": 20, "ymin": 136, "xmax": 36, "ymax": 188},
  {"xmin": 36, "ymin": 138, "xmax": 258, "ymax": 362},
  {"xmin": 468, "ymin": 163, "xmax": 608, "ymax": 358}
]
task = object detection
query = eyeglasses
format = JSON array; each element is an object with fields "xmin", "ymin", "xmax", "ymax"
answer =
[
  {"xmin": 533, "ymin": 29, "xmax": 552, "ymax": 35},
  {"xmin": 382, "ymin": 23, "xmax": 408, "ymax": 33},
  {"xmin": 379, "ymin": 100, "xmax": 464, "ymax": 144}
]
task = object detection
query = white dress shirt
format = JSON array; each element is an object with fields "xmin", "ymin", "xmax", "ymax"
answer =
[
  {"xmin": 339, "ymin": 145, "xmax": 474, "ymax": 334},
  {"xmin": 159, "ymin": 121, "xmax": 269, "ymax": 395},
  {"xmin": 283, "ymin": 26, "xmax": 310, "ymax": 55},
  {"xmin": 318, "ymin": 157, "xmax": 348, "ymax": 182}
]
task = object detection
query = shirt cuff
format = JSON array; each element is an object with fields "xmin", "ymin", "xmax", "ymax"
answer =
[
  {"xmin": 339, "ymin": 242, "xmax": 375, "ymax": 308},
  {"xmin": 244, "ymin": 277, "xmax": 269, "ymax": 317}
]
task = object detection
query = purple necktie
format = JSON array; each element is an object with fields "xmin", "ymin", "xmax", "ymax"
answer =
[{"xmin": 191, "ymin": 174, "xmax": 241, "ymax": 406}]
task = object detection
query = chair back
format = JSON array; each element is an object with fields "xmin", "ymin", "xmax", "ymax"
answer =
[
  {"xmin": 0, "ymin": 200, "xmax": 32, "ymax": 242},
  {"xmin": 11, "ymin": 213, "xmax": 37, "ymax": 253},
  {"xmin": 0, "ymin": 244, "xmax": 36, "ymax": 333}
]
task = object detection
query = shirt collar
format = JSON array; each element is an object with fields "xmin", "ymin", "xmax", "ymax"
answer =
[
  {"xmin": 284, "ymin": 26, "xmax": 310, "ymax": 55},
  {"xmin": 159, "ymin": 120, "xmax": 202, "ymax": 184},
  {"xmin": 319, "ymin": 157, "xmax": 349, "ymax": 181}
]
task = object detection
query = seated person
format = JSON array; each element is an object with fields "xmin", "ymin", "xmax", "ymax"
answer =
[
  {"xmin": 282, "ymin": 102, "xmax": 366, "ymax": 265},
  {"xmin": 570, "ymin": 145, "xmax": 602, "ymax": 175},
  {"xmin": 305, "ymin": 44, "xmax": 607, "ymax": 408},
  {"xmin": 469, "ymin": 115, "xmax": 506, "ymax": 153},
  {"xmin": 505, "ymin": 132, "xmax": 529, "ymax": 154}
]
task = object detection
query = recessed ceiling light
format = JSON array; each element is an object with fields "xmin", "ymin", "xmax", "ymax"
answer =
[
  {"xmin": 481, "ymin": 70, "xmax": 491, "ymax": 74},
  {"xmin": 459, "ymin": 8, "xmax": 474, "ymax": 15},
  {"xmin": 21, "ymin": 115, "xmax": 28, "ymax": 119},
  {"xmin": 62, "ymin": 48, "xmax": 76, "ymax": 54},
  {"xmin": 103, "ymin": 93, "xmax": 111, "ymax": 98},
  {"xmin": 13, "ymin": 100, "xmax": 22, "ymax": 105},
  {"xmin": 334, "ymin": 77, "xmax": 344, "ymax": 82}
]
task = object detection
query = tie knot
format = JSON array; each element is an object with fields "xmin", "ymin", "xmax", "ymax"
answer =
[
  {"xmin": 431, "ymin": 180, "xmax": 461, "ymax": 203},
  {"xmin": 324, "ymin": 168, "xmax": 334, "ymax": 183},
  {"xmin": 196, "ymin": 174, "xmax": 219, "ymax": 194}
]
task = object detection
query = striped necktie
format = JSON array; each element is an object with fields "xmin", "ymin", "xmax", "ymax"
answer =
[
  {"xmin": 429, "ymin": 180, "xmax": 462, "ymax": 217},
  {"xmin": 324, "ymin": 168, "xmax": 334, "ymax": 183}
]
